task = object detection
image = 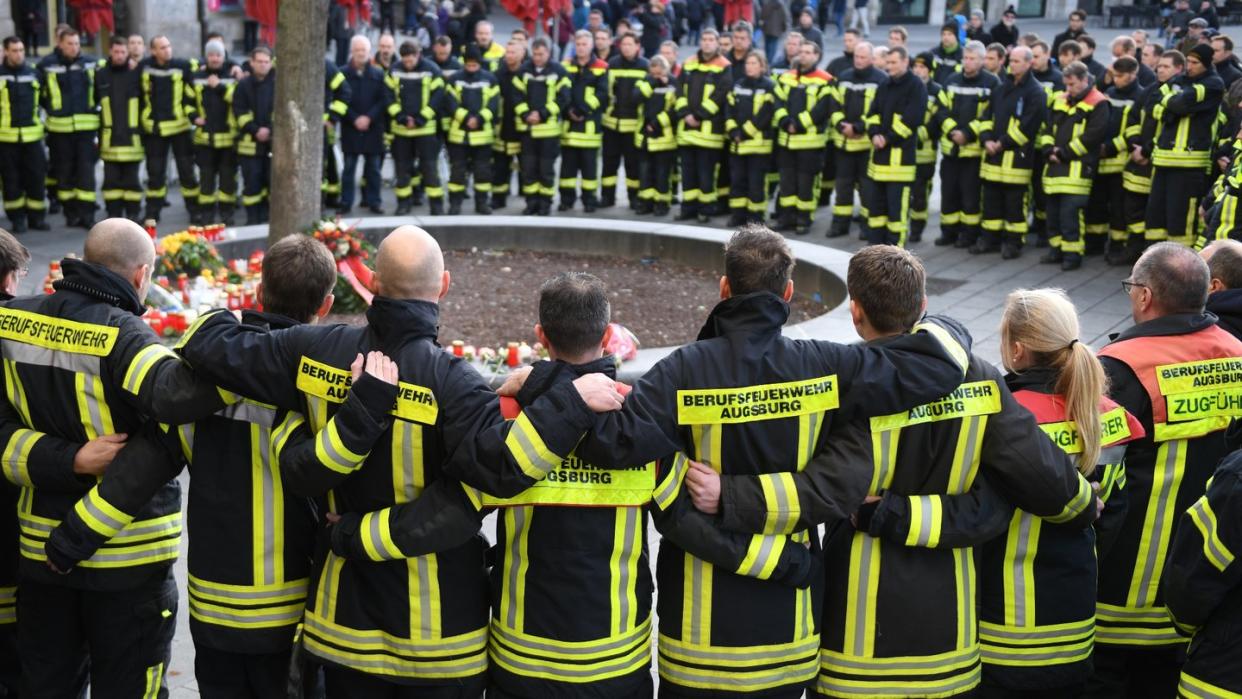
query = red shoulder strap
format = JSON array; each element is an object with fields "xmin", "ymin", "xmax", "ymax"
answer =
[{"xmin": 1012, "ymin": 389, "xmax": 1066, "ymax": 424}]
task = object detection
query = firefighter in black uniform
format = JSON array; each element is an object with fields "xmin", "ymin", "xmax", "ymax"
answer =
[
  {"xmin": 96, "ymin": 36, "xmax": 145, "ymax": 222},
  {"xmin": 931, "ymin": 24, "xmax": 964, "ymax": 85},
  {"xmin": 865, "ymin": 47, "xmax": 926, "ymax": 247},
  {"xmin": 322, "ymin": 59, "xmax": 351, "ymax": 211},
  {"xmin": 559, "ymin": 30, "xmax": 610, "ymax": 212},
  {"xmin": 1086, "ymin": 57, "xmax": 1143, "ymax": 257},
  {"xmin": 674, "ymin": 30, "xmax": 732, "ymax": 223},
  {"xmin": 139, "ymin": 35, "xmax": 200, "ymax": 223},
  {"xmin": 909, "ymin": 52, "xmax": 941, "ymax": 244},
  {"xmin": 445, "ymin": 45, "xmax": 499, "ymax": 215},
  {"xmin": 36, "ymin": 27, "xmax": 98, "ymax": 229},
  {"xmin": 515, "ymin": 38, "xmax": 568, "ymax": 216},
  {"xmin": 234, "ymin": 46, "xmax": 274, "ymax": 225},
  {"xmin": 1029, "ymin": 41, "xmax": 1064, "ymax": 247},
  {"xmin": 174, "ymin": 224, "xmax": 625, "ymax": 698},
  {"xmin": 633, "ymin": 55, "xmax": 678, "ymax": 215},
  {"xmin": 828, "ymin": 43, "xmax": 884, "ymax": 239},
  {"xmin": 773, "ymin": 41, "xmax": 832, "ymax": 235},
  {"xmin": 191, "ymin": 40, "xmax": 239, "ymax": 226},
  {"xmin": 0, "ymin": 36, "xmax": 49, "ymax": 233},
  {"xmin": 492, "ymin": 41, "xmax": 526, "ymax": 210},
  {"xmin": 601, "ymin": 33, "xmax": 648, "ymax": 209},
  {"xmin": 725, "ymin": 51, "xmax": 775, "ymax": 227},
  {"xmin": 934, "ymin": 41, "xmax": 998, "ymax": 249},
  {"xmin": 388, "ymin": 40, "xmax": 446, "ymax": 216}
]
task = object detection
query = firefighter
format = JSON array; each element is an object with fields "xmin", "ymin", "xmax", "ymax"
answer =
[
  {"xmin": 633, "ymin": 55, "xmax": 678, "ymax": 215},
  {"xmin": 932, "ymin": 41, "xmax": 997, "ymax": 249},
  {"xmin": 559, "ymin": 30, "xmax": 609, "ymax": 212},
  {"xmin": 909, "ymin": 51, "xmax": 941, "ymax": 244},
  {"xmin": 865, "ymin": 46, "xmax": 926, "ymax": 247},
  {"xmin": 931, "ymin": 23, "xmax": 964, "ymax": 85},
  {"xmin": 1029, "ymin": 41, "xmax": 1064, "ymax": 247},
  {"xmin": 674, "ymin": 29, "xmax": 731, "ymax": 223},
  {"xmin": 1085, "ymin": 57, "xmax": 1143, "ymax": 259},
  {"xmin": 1109, "ymin": 52, "xmax": 1173, "ymax": 267},
  {"xmin": 96, "ymin": 36, "xmax": 145, "ymax": 222},
  {"xmin": 174, "ymin": 224, "xmax": 625, "ymax": 698},
  {"xmin": 0, "ymin": 219, "xmax": 223, "ymax": 697},
  {"xmin": 492, "ymin": 40, "xmax": 527, "ymax": 210},
  {"xmin": 515, "ymin": 38, "xmax": 568, "ymax": 216},
  {"xmin": 773, "ymin": 40, "xmax": 832, "ymax": 234},
  {"xmin": 0, "ymin": 230, "xmax": 30, "ymax": 697},
  {"xmin": 389, "ymin": 40, "xmax": 446, "ymax": 216},
  {"xmin": 36, "ymin": 27, "xmax": 98, "ymax": 230},
  {"xmin": 445, "ymin": 44, "xmax": 499, "ymax": 215},
  {"xmin": 1090, "ymin": 243, "xmax": 1242, "ymax": 697},
  {"xmin": 234, "ymin": 46, "xmax": 274, "ymax": 225},
  {"xmin": 1145, "ymin": 45, "xmax": 1224, "ymax": 248},
  {"xmin": 468, "ymin": 20, "xmax": 505, "ymax": 73},
  {"xmin": 979, "ymin": 45, "xmax": 1047, "ymax": 259},
  {"xmin": 725, "ymin": 51, "xmax": 775, "ymax": 227},
  {"xmin": 322, "ymin": 58, "xmax": 351, "ymax": 211},
  {"xmin": 190, "ymin": 40, "xmax": 238, "ymax": 226},
  {"xmin": 828, "ymin": 42, "xmax": 883, "ymax": 239},
  {"xmin": 139, "ymin": 35, "xmax": 200, "ymax": 223},
  {"xmin": 1040, "ymin": 61, "xmax": 1110, "ymax": 272},
  {"xmin": 0, "ymin": 37, "xmax": 49, "ymax": 233},
  {"xmin": 601, "ymin": 33, "xmax": 648, "ymax": 209},
  {"xmin": 1200, "ymin": 134, "xmax": 1242, "ymax": 250}
]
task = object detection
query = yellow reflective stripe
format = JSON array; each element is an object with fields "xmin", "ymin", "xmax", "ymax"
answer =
[
  {"xmin": 122, "ymin": 343, "xmax": 177, "ymax": 395},
  {"xmin": 1002, "ymin": 511, "xmax": 1041, "ymax": 627},
  {"xmin": 74, "ymin": 487, "xmax": 134, "ymax": 538},
  {"xmin": 501, "ymin": 507, "xmax": 532, "ymax": 633},
  {"xmin": 359, "ymin": 510, "xmax": 405, "ymax": 561},
  {"xmin": 187, "ymin": 575, "xmax": 308, "ymax": 604},
  {"xmin": 0, "ymin": 585, "xmax": 15, "ymax": 625},
  {"xmin": 911, "ymin": 320, "xmax": 970, "ymax": 375},
  {"xmin": 505, "ymin": 412, "xmax": 561, "ymax": 480},
  {"xmin": 302, "ymin": 610, "xmax": 488, "ymax": 679},
  {"xmin": 818, "ymin": 645, "xmax": 980, "ymax": 680},
  {"xmin": 1128, "ymin": 440, "xmax": 1187, "ymax": 607},
  {"xmin": 314, "ymin": 551, "xmax": 345, "ymax": 622},
  {"xmin": 680, "ymin": 552, "xmax": 713, "ymax": 649},
  {"xmin": 979, "ymin": 635, "xmax": 1093, "ymax": 666},
  {"xmin": 489, "ymin": 615, "xmax": 650, "ymax": 662},
  {"xmin": 844, "ymin": 533, "xmax": 882, "ymax": 658},
  {"xmin": 143, "ymin": 662, "xmax": 164, "ymax": 699},
  {"xmin": 905, "ymin": 495, "xmax": 942, "ymax": 547},
  {"xmin": 677, "ymin": 375, "xmax": 839, "ymax": 425},
  {"xmin": 870, "ymin": 429, "xmax": 899, "ymax": 493},
  {"xmin": 1180, "ymin": 673, "xmax": 1242, "ymax": 699},
  {"xmin": 736, "ymin": 534, "xmax": 787, "ymax": 579},
  {"xmin": 1154, "ymin": 416, "xmax": 1234, "ymax": 442},
  {"xmin": 758, "ymin": 472, "xmax": 800, "ymax": 535},
  {"xmin": 489, "ymin": 619, "xmax": 651, "ymax": 683},
  {"xmin": 652, "ymin": 453, "xmax": 691, "ymax": 510},
  {"xmin": 691, "ymin": 424, "xmax": 722, "ymax": 471},
  {"xmin": 391, "ymin": 419, "xmax": 424, "ymax": 505},
  {"xmin": 609, "ymin": 506, "xmax": 642, "ymax": 634},
  {"xmin": 1, "ymin": 428, "xmax": 42, "ymax": 487},
  {"xmin": 1045, "ymin": 474, "xmax": 1094, "ymax": 524},
  {"xmin": 189, "ymin": 598, "xmax": 305, "ymax": 629},
  {"xmin": 870, "ymin": 382, "xmax": 1001, "ymax": 432},
  {"xmin": 4, "ymin": 359, "xmax": 31, "ymax": 429},
  {"xmin": 1187, "ymin": 495, "xmax": 1235, "ymax": 573},
  {"xmin": 315, "ymin": 419, "xmax": 367, "ymax": 475},
  {"xmin": 0, "ymin": 308, "xmax": 119, "ymax": 355}
]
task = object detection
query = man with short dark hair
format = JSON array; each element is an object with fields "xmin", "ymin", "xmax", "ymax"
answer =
[
  {"xmin": 389, "ymin": 39, "xmax": 446, "ymax": 215},
  {"xmin": 491, "ymin": 40, "xmax": 526, "ymax": 209},
  {"xmin": 559, "ymin": 30, "xmax": 609, "ymax": 212},
  {"xmin": 96, "ymin": 36, "xmax": 144, "ymax": 222},
  {"xmin": 515, "ymin": 38, "xmax": 568, "ymax": 216},
  {"xmin": 1052, "ymin": 10, "xmax": 1086, "ymax": 57},
  {"xmin": 865, "ymin": 46, "xmax": 925, "ymax": 247},
  {"xmin": 139, "ymin": 35, "xmax": 200, "ymax": 223},
  {"xmin": 1200, "ymin": 238, "xmax": 1242, "ymax": 339},
  {"xmin": 828, "ymin": 41, "xmax": 882, "ymax": 238},
  {"xmin": 1085, "ymin": 56, "xmax": 1143, "ymax": 257},
  {"xmin": 1212, "ymin": 34, "xmax": 1242, "ymax": 88},
  {"xmin": 934, "ymin": 40, "xmax": 998, "ymax": 249},
  {"xmin": 826, "ymin": 28, "xmax": 858, "ymax": 77},
  {"xmin": 601, "ymin": 33, "xmax": 648, "ymax": 209},
  {"xmin": 931, "ymin": 23, "xmax": 963, "ymax": 84},
  {"xmin": 233, "ymin": 46, "xmax": 274, "ymax": 224},
  {"xmin": 190, "ymin": 39, "xmax": 240, "ymax": 226},
  {"xmin": 446, "ymin": 44, "xmax": 499, "ymax": 215},
  {"xmin": 0, "ymin": 37, "xmax": 50, "ymax": 233},
  {"xmin": 774, "ymin": 40, "xmax": 832, "ymax": 234},
  {"xmin": 1078, "ymin": 35, "xmax": 1107, "ymax": 84}
]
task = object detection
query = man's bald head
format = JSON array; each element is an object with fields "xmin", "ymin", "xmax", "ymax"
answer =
[
  {"xmin": 84, "ymin": 218, "xmax": 155, "ymax": 281},
  {"xmin": 374, "ymin": 226, "xmax": 447, "ymax": 302},
  {"xmin": 1132, "ymin": 241, "xmax": 1209, "ymax": 316},
  {"xmin": 1201, "ymin": 239, "xmax": 1242, "ymax": 290}
]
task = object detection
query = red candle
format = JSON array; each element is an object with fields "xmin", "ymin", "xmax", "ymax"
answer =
[
  {"xmin": 144, "ymin": 220, "xmax": 157, "ymax": 240},
  {"xmin": 452, "ymin": 341, "xmax": 464, "ymax": 357},
  {"xmin": 506, "ymin": 342, "xmax": 519, "ymax": 367}
]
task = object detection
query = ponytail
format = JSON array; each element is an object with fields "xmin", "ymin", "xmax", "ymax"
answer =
[{"xmin": 1056, "ymin": 340, "xmax": 1106, "ymax": 473}]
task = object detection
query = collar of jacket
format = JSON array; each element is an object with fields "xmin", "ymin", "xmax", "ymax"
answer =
[
  {"xmin": 1107, "ymin": 311, "xmax": 1219, "ymax": 343},
  {"xmin": 1206, "ymin": 288, "xmax": 1242, "ymax": 334},
  {"xmin": 241, "ymin": 309, "xmax": 300, "ymax": 331},
  {"xmin": 365, "ymin": 296, "xmax": 440, "ymax": 346},
  {"xmin": 516, "ymin": 355, "xmax": 618, "ymax": 408},
  {"xmin": 696, "ymin": 291, "xmax": 790, "ymax": 342},
  {"xmin": 1004, "ymin": 365, "xmax": 1058, "ymax": 394},
  {"xmin": 0, "ymin": 291, "xmax": 12, "ymax": 302},
  {"xmin": 53, "ymin": 258, "xmax": 146, "ymax": 316}
]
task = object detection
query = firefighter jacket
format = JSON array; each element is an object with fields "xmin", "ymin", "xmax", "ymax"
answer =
[
  {"xmin": 1163, "ymin": 447, "xmax": 1242, "ymax": 699},
  {"xmin": 932, "ymin": 43, "xmax": 964, "ymax": 85},
  {"xmin": 1099, "ymin": 79, "xmax": 1144, "ymax": 175},
  {"xmin": 980, "ymin": 70, "xmax": 1047, "ymax": 186},
  {"xmin": 831, "ymin": 66, "xmax": 885, "ymax": 152},
  {"xmin": 1096, "ymin": 313, "xmax": 1242, "ymax": 649},
  {"xmin": 190, "ymin": 64, "xmax": 238, "ymax": 148},
  {"xmin": 139, "ymin": 56, "xmax": 198, "ymax": 136},
  {"xmin": 1040, "ymin": 86, "xmax": 1110, "ymax": 195},
  {"xmin": 323, "ymin": 60, "xmax": 350, "ymax": 146},
  {"xmin": 634, "ymin": 74, "xmax": 677, "ymax": 152},
  {"xmin": 866, "ymin": 69, "xmax": 926, "ymax": 183},
  {"xmin": 433, "ymin": 55, "xmax": 464, "ymax": 83},
  {"xmin": 1152, "ymin": 68, "xmax": 1224, "ymax": 170},
  {"xmin": 725, "ymin": 74, "xmax": 775, "ymax": 156},
  {"xmin": 466, "ymin": 41, "xmax": 505, "ymax": 74},
  {"xmin": 572, "ymin": 292, "xmax": 974, "ymax": 696},
  {"xmin": 0, "ymin": 61, "xmax": 43, "ymax": 144},
  {"xmin": 603, "ymin": 54, "xmax": 648, "ymax": 133},
  {"xmin": 562, "ymin": 56, "xmax": 609, "ymax": 149},
  {"xmin": 716, "ymin": 352, "xmax": 1101, "ymax": 699},
  {"xmin": 445, "ymin": 66, "xmax": 499, "ymax": 147},
  {"xmin": 514, "ymin": 61, "xmax": 569, "ymax": 140},
  {"xmin": 176, "ymin": 296, "xmax": 601, "ymax": 684},
  {"xmin": 674, "ymin": 51, "xmax": 731, "ymax": 149},
  {"xmin": 1126, "ymin": 81, "xmax": 1166, "ymax": 194},
  {"xmin": 387, "ymin": 57, "xmax": 445, "ymax": 138},
  {"xmin": 773, "ymin": 68, "xmax": 833, "ymax": 151},
  {"xmin": 1031, "ymin": 65, "xmax": 1064, "ymax": 105},
  {"xmin": 95, "ymin": 59, "xmax": 143, "ymax": 163},
  {"xmin": 36, "ymin": 49, "xmax": 100, "ymax": 133},
  {"xmin": 916, "ymin": 80, "xmax": 941, "ymax": 166},
  {"xmin": 233, "ymin": 69, "xmax": 275, "ymax": 157},
  {"xmin": 936, "ymin": 69, "xmax": 1000, "ymax": 158},
  {"xmin": 0, "ymin": 258, "xmax": 222, "ymax": 589},
  {"xmin": 494, "ymin": 59, "xmax": 527, "ymax": 151}
]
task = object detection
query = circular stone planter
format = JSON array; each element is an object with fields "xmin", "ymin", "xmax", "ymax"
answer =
[{"xmin": 214, "ymin": 216, "xmax": 858, "ymax": 383}]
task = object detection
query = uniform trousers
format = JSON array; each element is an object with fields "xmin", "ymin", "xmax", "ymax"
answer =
[
  {"xmin": 865, "ymin": 179, "xmax": 912, "ymax": 246},
  {"xmin": 730, "ymin": 152, "xmax": 771, "ymax": 219},
  {"xmin": 1047, "ymin": 193, "xmax": 1089, "ymax": 255},
  {"xmin": 143, "ymin": 131, "xmax": 199, "ymax": 212},
  {"xmin": 394, "ymin": 134, "xmax": 444, "ymax": 203},
  {"xmin": 980, "ymin": 181, "xmax": 1029, "ymax": 248},
  {"xmin": 102, "ymin": 160, "xmax": 143, "ymax": 219},
  {"xmin": 194, "ymin": 145, "xmax": 238, "ymax": 209},
  {"xmin": 778, "ymin": 148, "xmax": 823, "ymax": 224},
  {"xmin": 520, "ymin": 136, "xmax": 560, "ymax": 202},
  {"xmin": 559, "ymin": 145, "xmax": 600, "ymax": 206},
  {"xmin": 1145, "ymin": 167, "xmax": 1207, "ymax": 246},
  {"xmin": 939, "ymin": 155, "xmax": 982, "ymax": 244},
  {"xmin": 678, "ymin": 145, "xmax": 722, "ymax": 215},
  {"xmin": 1084, "ymin": 645, "xmax": 1183, "ymax": 699},
  {"xmin": 831, "ymin": 148, "xmax": 868, "ymax": 220},
  {"xmin": 46, "ymin": 132, "xmax": 96, "ymax": 212},
  {"xmin": 602, "ymin": 128, "xmax": 641, "ymax": 202},
  {"xmin": 0, "ymin": 142, "xmax": 47, "ymax": 218}
]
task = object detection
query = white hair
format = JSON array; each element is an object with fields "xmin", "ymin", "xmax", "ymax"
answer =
[
  {"xmin": 350, "ymin": 34, "xmax": 371, "ymax": 52},
  {"xmin": 963, "ymin": 40, "xmax": 987, "ymax": 57}
]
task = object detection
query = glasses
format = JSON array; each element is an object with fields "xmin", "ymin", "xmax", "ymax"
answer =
[{"xmin": 1121, "ymin": 279, "xmax": 1147, "ymax": 294}]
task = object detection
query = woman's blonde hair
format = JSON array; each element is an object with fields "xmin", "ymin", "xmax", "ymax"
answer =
[{"xmin": 1000, "ymin": 289, "xmax": 1107, "ymax": 474}]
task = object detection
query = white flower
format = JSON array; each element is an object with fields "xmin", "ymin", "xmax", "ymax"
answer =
[{"xmin": 320, "ymin": 221, "xmax": 338, "ymax": 233}]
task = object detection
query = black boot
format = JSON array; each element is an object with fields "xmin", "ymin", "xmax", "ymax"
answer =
[
  {"xmin": 1084, "ymin": 235, "xmax": 1106, "ymax": 256},
  {"xmin": 676, "ymin": 205, "xmax": 697, "ymax": 221},
  {"xmin": 1001, "ymin": 242, "xmax": 1022, "ymax": 260},
  {"xmin": 449, "ymin": 195, "xmax": 463, "ymax": 215},
  {"xmin": 491, "ymin": 194, "xmax": 507, "ymax": 210},
  {"xmin": 728, "ymin": 211, "xmax": 747, "ymax": 228},
  {"xmin": 583, "ymin": 193, "xmax": 598, "ymax": 213},
  {"xmin": 144, "ymin": 202, "xmax": 163, "ymax": 223},
  {"xmin": 600, "ymin": 191, "xmax": 616, "ymax": 208},
  {"xmin": 74, "ymin": 202, "xmax": 94, "ymax": 229},
  {"xmin": 475, "ymin": 194, "xmax": 492, "ymax": 214},
  {"xmin": 28, "ymin": 211, "xmax": 50, "ymax": 231},
  {"xmin": 909, "ymin": 219, "xmax": 925, "ymax": 243},
  {"xmin": 522, "ymin": 198, "xmax": 538, "ymax": 215},
  {"xmin": 1061, "ymin": 253, "xmax": 1082, "ymax": 271},
  {"xmin": 125, "ymin": 203, "xmax": 142, "ymax": 224},
  {"xmin": 429, "ymin": 198, "xmax": 445, "ymax": 215},
  {"xmin": 220, "ymin": 206, "xmax": 235, "ymax": 226},
  {"xmin": 653, "ymin": 202, "xmax": 670, "ymax": 216},
  {"xmin": 245, "ymin": 206, "xmax": 261, "ymax": 225},
  {"xmin": 537, "ymin": 197, "xmax": 552, "ymax": 215},
  {"xmin": 634, "ymin": 199, "xmax": 653, "ymax": 214},
  {"xmin": 395, "ymin": 198, "xmax": 412, "ymax": 215},
  {"xmin": 411, "ymin": 190, "xmax": 425, "ymax": 206},
  {"xmin": 259, "ymin": 202, "xmax": 270, "ymax": 223},
  {"xmin": 827, "ymin": 218, "xmax": 850, "ymax": 238},
  {"xmin": 9, "ymin": 213, "xmax": 26, "ymax": 234},
  {"xmin": 105, "ymin": 202, "xmax": 125, "ymax": 219},
  {"xmin": 557, "ymin": 195, "xmax": 574, "ymax": 212},
  {"xmin": 1040, "ymin": 248, "xmax": 1064, "ymax": 265},
  {"xmin": 934, "ymin": 225, "xmax": 957, "ymax": 247},
  {"xmin": 1106, "ymin": 241, "xmax": 1142, "ymax": 267},
  {"xmin": 48, "ymin": 199, "xmax": 61, "ymax": 215}
]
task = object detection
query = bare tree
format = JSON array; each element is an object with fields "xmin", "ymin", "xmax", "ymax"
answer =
[{"xmin": 269, "ymin": 0, "xmax": 328, "ymax": 244}]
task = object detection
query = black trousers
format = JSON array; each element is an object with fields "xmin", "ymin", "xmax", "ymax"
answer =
[
  {"xmin": 729, "ymin": 152, "xmax": 770, "ymax": 218},
  {"xmin": 778, "ymin": 148, "xmax": 823, "ymax": 224},
  {"xmin": 103, "ymin": 160, "xmax": 143, "ymax": 218},
  {"xmin": 602, "ymin": 128, "xmax": 640, "ymax": 200},
  {"xmin": 678, "ymin": 145, "xmax": 722, "ymax": 214},
  {"xmin": 637, "ymin": 149, "xmax": 674, "ymax": 203},
  {"xmin": 47, "ymin": 131, "xmax": 96, "ymax": 210},
  {"xmin": 981, "ymin": 180, "xmax": 1029, "ymax": 248},
  {"xmin": 559, "ymin": 145, "xmax": 600, "ymax": 205},
  {"xmin": 1084, "ymin": 645, "xmax": 1183, "ymax": 699},
  {"xmin": 819, "ymin": 143, "xmax": 836, "ymax": 206},
  {"xmin": 911, "ymin": 161, "xmax": 935, "ymax": 223},
  {"xmin": 1030, "ymin": 168, "xmax": 1048, "ymax": 239},
  {"xmin": 194, "ymin": 645, "xmax": 293, "ymax": 699},
  {"xmin": 394, "ymin": 134, "xmax": 443, "ymax": 202},
  {"xmin": 831, "ymin": 148, "xmax": 868, "ymax": 220},
  {"xmin": 322, "ymin": 133, "xmax": 341, "ymax": 204},
  {"xmin": 0, "ymin": 141, "xmax": 48, "ymax": 217},
  {"xmin": 448, "ymin": 143, "xmax": 492, "ymax": 199},
  {"xmin": 0, "ymin": 621, "xmax": 19, "ymax": 698},
  {"xmin": 1085, "ymin": 173, "xmax": 1119, "ymax": 242},
  {"xmin": 940, "ymin": 155, "xmax": 982, "ymax": 242},
  {"xmin": 195, "ymin": 145, "xmax": 238, "ymax": 209},
  {"xmin": 865, "ymin": 179, "xmax": 912, "ymax": 246},
  {"xmin": 240, "ymin": 150, "xmax": 272, "ymax": 207},
  {"xmin": 18, "ymin": 567, "xmax": 177, "ymax": 699},
  {"xmin": 491, "ymin": 144, "xmax": 521, "ymax": 198},
  {"xmin": 1047, "ymin": 192, "xmax": 1089, "ymax": 255},
  {"xmin": 323, "ymin": 666, "xmax": 484, "ymax": 698},
  {"xmin": 1123, "ymin": 187, "xmax": 1150, "ymax": 244},
  {"xmin": 520, "ymin": 136, "xmax": 559, "ymax": 201},
  {"xmin": 1145, "ymin": 167, "xmax": 1207, "ymax": 246},
  {"xmin": 144, "ymin": 131, "xmax": 199, "ymax": 209}
]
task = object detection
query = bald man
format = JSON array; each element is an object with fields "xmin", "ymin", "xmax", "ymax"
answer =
[
  {"xmin": 0, "ymin": 219, "xmax": 224, "ymax": 696},
  {"xmin": 176, "ymin": 225, "xmax": 624, "ymax": 696},
  {"xmin": 1202, "ymin": 239, "xmax": 1242, "ymax": 339}
]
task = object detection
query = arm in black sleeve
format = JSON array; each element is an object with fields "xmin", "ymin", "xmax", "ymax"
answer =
[
  {"xmin": 867, "ymin": 473, "xmax": 1016, "ymax": 549},
  {"xmin": 574, "ymin": 353, "xmax": 686, "ymax": 468},
  {"xmin": 111, "ymin": 316, "xmax": 228, "ymax": 424},
  {"xmin": 0, "ymin": 391, "xmax": 90, "ymax": 493},
  {"xmin": 174, "ymin": 309, "xmax": 305, "ymax": 411},
  {"xmin": 1092, "ymin": 460, "xmax": 1129, "ymax": 559},
  {"xmin": 329, "ymin": 479, "xmax": 485, "ymax": 561},
  {"xmin": 1163, "ymin": 456, "xmax": 1242, "ymax": 633}
]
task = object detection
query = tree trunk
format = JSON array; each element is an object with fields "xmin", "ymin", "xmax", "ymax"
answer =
[{"xmin": 269, "ymin": 0, "xmax": 328, "ymax": 245}]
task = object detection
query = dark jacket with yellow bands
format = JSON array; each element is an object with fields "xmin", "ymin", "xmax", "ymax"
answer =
[
  {"xmin": 96, "ymin": 59, "xmax": 144, "ymax": 162},
  {"xmin": 0, "ymin": 62, "xmax": 44, "ymax": 144},
  {"xmin": 936, "ymin": 69, "xmax": 999, "ymax": 158},
  {"xmin": 1096, "ymin": 313, "xmax": 1242, "ymax": 649},
  {"xmin": 514, "ymin": 62, "xmax": 569, "ymax": 139},
  {"xmin": 726, "ymin": 75, "xmax": 775, "ymax": 156},
  {"xmin": 773, "ymin": 68, "xmax": 833, "ymax": 150},
  {"xmin": 387, "ymin": 57, "xmax": 445, "ymax": 138},
  {"xmin": 916, "ymin": 80, "xmax": 941, "ymax": 166},
  {"xmin": 36, "ymin": 49, "xmax": 101, "ymax": 133},
  {"xmin": 980, "ymin": 70, "xmax": 1046, "ymax": 186},
  {"xmin": 674, "ymin": 52, "xmax": 731, "ymax": 149},
  {"xmin": 176, "ymin": 297, "xmax": 598, "ymax": 685},
  {"xmin": 139, "ymin": 56, "xmax": 198, "ymax": 136},
  {"xmin": 831, "ymin": 66, "xmax": 884, "ymax": 151},
  {"xmin": 635, "ymin": 75, "xmax": 677, "ymax": 152},
  {"xmin": 866, "ymin": 69, "xmax": 926, "ymax": 182},
  {"xmin": 1152, "ymin": 68, "xmax": 1224, "ymax": 170},
  {"xmin": 1040, "ymin": 86, "xmax": 1110, "ymax": 195},
  {"xmin": 494, "ymin": 59, "xmax": 526, "ymax": 151},
  {"xmin": 574, "ymin": 293, "xmax": 973, "ymax": 697},
  {"xmin": 1126, "ymin": 81, "xmax": 1165, "ymax": 194},
  {"xmin": 562, "ymin": 57, "xmax": 609, "ymax": 148},
  {"xmin": 0, "ymin": 259, "xmax": 222, "ymax": 590},
  {"xmin": 1163, "ymin": 447, "xmax": 1242, "ymax": 699},
  {"xmin": 323, "ymin": 60, "xmax": 350, "ymax": 146},
  {"xmin": 445, "ymin": 67, "xmax": 499, "ymax": 146},
  {"xmin": 1099, "ymin": 80, "xmax": 1144, "ymax": 175},
  {"xmin": 233, "ymin": 70, "xmax": 274, "ymax": 157},
  {"xmin": 603, "ymin": 54, "xmax": 648, "ymax": 133},
  {"xmin": 190, "ymin": 64, "xmax": 238, "ymax": 148}
]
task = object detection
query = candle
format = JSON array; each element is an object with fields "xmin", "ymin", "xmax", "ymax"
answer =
[
  {"xmin": 506, "ymin": 342, "xmax": 519, "ymax": 367},
  {"xmin": 452, "ymin": 341, "xmax": 464, "ymax": 357}
]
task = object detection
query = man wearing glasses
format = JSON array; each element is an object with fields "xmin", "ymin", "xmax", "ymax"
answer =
[{"xmin": 0, "ymin": 227, "xmax": 27, "ymax": 696}]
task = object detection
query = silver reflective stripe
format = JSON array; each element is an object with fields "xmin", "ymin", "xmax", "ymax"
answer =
[
  {"xmin": 742, "ymin": 536, "xmax": 776, "ymax": 578},
  {"xmin": 959, "ymin": 548, "xmax": 973, "ymax": 645},
  {"xmin": 1136, "ymin": 441, "xmax": 1181, "ymax": 607},
  {"xmin": 317, "ymin": 554, "xmax": 337, "ymax": 616},
  {"xmin": 190, "ymin": 603, "xmax": 302, "ymax": 626},
  {"xmin": 980, "ymin": 643, "xmax": 1090, "ymax": 663},
  {"xmin": 5, "ymin": 430, "xmax": 37, "ymax": 484},
  {"xmin": 505, "ymin": 507, "xmax": 529, "ymax": 629},
  {"xmin": 2, "ymin": 340, "xmax": 101, "ymax": 374},
  {"xmin": 956, "ymin": 416, "xmax": 982, "ymax": 493},
  {"xmin": 18, "ymin": 516, "xmax": 52, "ymax": 534},
  {"xmin": 699, "ymin": 424, "xmax": 718, "ymax": 465},
  {"xmin": 653, "ymin": 454, "xmax": 688, "ymax": 506},
  {"xmin": 1011, "ymin": 512, "xmax": 1034, "ymax": 627},
  {"xmin": 615, "ymin": 507, "xmax": 638, "ymax": 631},
  {"xmin": 875, "ymin": 431, "xmax": 894, "ymax": 489},
  {"xmin": 398, "ymin": 421, "xmax": 420, "ymax": 503},
  {"xmin": 217, "ymin": 400, "xmax": 278, "ymax": 428},
  {"xmin": 492, "ymin": 618, "xmax": 651, "ymax": 657},
  {"xmin": 803, "ymin": 412, "xmax": 820, "ymax": 465},
  {"xmin": 1179, "ymin": 676, "xmax": 1221, "ymax": 699},
  {"xmin": 259, "ymin": 427, "xmax": 276, "ymax": 585},
  {"xmin": 817, "ymin": 669, "xmax": 979, "ymax": 697},
  {"xmin": 914, "ymin": 497, "xmax": 934, "ymax": 546},
  {"xmin": 1098, "ymin": 445, "xmax": 1127, "ymax": 465},
  {"xmin": 188, "ymin": 579, "xmax": 308, "ymax": 602},
  {"xmin": 305, "ymin": 641, "xmax": 488, "ymax": 676},
  {"xmin": 687, "ymin": 556, "xmax": 704, "ymax": 646},
  {"xmin": 981, "ymin": 622, "xmax": 1092, "ymax": 642},
  {"xmin": 81, "ymin": 494, "xmax": 126, "ymax": 533},
  {"xmin": 854, "ymin": 536, "xmax": 875, "ymax": 656},
  {"xmin": 663, "ymin": 657, "xmax": 814, "ymax": 689},
  {"xmin": 1190, "ymin": 499, "xmax": 1233, "ymax": 568},
  {"xmin": 316, "ymin": 426, "xmax": 356, "ymax": 471},
  {"xmin": 304, "ymin": 614, "xmax": 485, "ymax": 653},
  {"xmin": 510, "ymin": 423, "xmax": 558, "ymax": 475},
  {"xmin": 769, "ymin": 474, "xmax": 792, "ymax": 534},
  {"xmin": 90, "ymin": 540, "xmax": 179, "ymax": 563},
  {"xmin": 82, "ymin": 383, "xmax": 107, "ymax": 439},
  {"xmin": 114, "ymin": 517, "xmax": 180, "ymax": 540},
  {"xmin": 416, "ymin": 555, "xmax": 433, "ymax": 639}
]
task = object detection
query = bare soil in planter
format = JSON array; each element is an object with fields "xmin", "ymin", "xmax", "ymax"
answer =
[{"xmin": 326, "ymin": 248, "xmax": 827, "ymax": 349}]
